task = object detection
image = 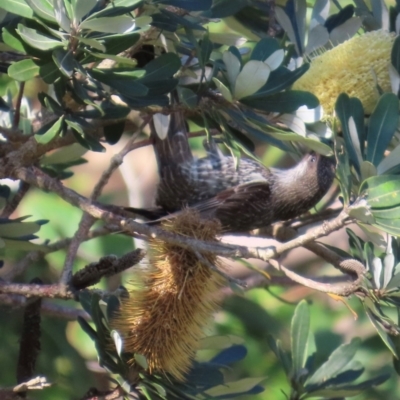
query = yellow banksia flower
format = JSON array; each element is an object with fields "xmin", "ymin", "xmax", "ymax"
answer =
[
  {"xmin": 293, "ymin": 30, "xmax": 394, "ymax": 115},
  {"xmin": 110, "ymin": 210, "xmax": 225, "ymax": 381}
]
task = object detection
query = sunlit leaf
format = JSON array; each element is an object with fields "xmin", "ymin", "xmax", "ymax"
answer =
[
  {"xmin": 74, "ymin": 0, "xmax": 98, "ymax": 22},
  {"xmin": 159, "ymin": 0, "xmax": 212, "ymax": 11},
  {"xmin": 205, "ymin": 377, "xmax": 265, "ymax": 397},
  {"xmin": 25, "ymin": 0, "xmax": 56, "ymax": 22},
  {"xmin": 53, "ymin": 0, "xmax": 71, "ymax": 32},
  {"xmin": 367, "ymin": 93, "xmax": 399, "ymax": 166},
  {"xmin": 306, "ymin": 338, "xmax": 361, "ymax": 386},
  {"xmin": 222, "ymin": 50, "xmax": 241, "ymax": 89},
  {"xmin": 35, "ymin": 115, "xmax": 64, "ymax": 144},
  {"xmin": 80, "ymin": 16, "xmax": 136, "ymax": 34},
  {"xmin": 361, "ymin": 175, "xmax": 400, "ymax": 209},
  {"xmin": 291, "ymin": 300, "xmax": 310, "ymax": 378},
  {"xmin": 241, "ymin": 90, "xmax": 318, "ymax": 113},
  {"xmin": 213, "ymin": 77, "xmax": 233, "ymax": 102},
  {"xmin": 234, "ymin": 60, "xmax": 270, "ymax": 99},
  {"xmin": 0, "ymin": 0, "xmax": 33, "ymax": 19},
  {"xmin": 17, "ymin": 24, "xmax": 63, "ymax": 51},
  {"xmin": 8, "ymin": 59, "xmax": 39, "ymax": 82}
]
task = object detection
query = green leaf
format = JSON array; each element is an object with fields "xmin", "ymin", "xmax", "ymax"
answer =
[
  {"xmin": 80, "ymin": 16, "xmax": 136, "ymax": 34},
  {"xmin": 265, "ymin": 49, "xmax": 284, "ymax": 71},
  {"xmin": 85, "ymin": 0, "xmax": 142, "ymax": 19},
  {"xmin": 222, "ymin": 50, "xmax": 241, "ymax": 89},
  {"xmin": 138, "ymin": 52, "xmax": 181, "ymax": 84},
  {"xmin": 205, "ymin": 377, "xmax": 266, "ymax": 397},
  {"xmin": 234, "ymin": 60, "xmax": 270, "ymax": 99},
  {"xmin": 392, "ymin": 36, "xmax": 400, "ymax": 75},
  {"xmin": 335, "ymin": 143, "xmax": 351, "ymax": 205},
  {"xmin": 134, "ymin": 353, "xmax": 148, "ymax": 369},
  {"xmin": 41, "ymin": 143, "xmax": 87, "ymax": 165},
  {"xmin": 77, "ymin": 316, "xmax": 98, "ymax": 341},
  {"xmin": 372, "ymin": 205, "xmax": 400, "ymax": 219},
  {"xmin": 213, "ymin": 77, "xmax": 232, "ymax": 102},
  {"xmin": 39, "ymin": 61, "xmax": 62, "ymax": 83},
  {"xmin": 17, "ymin": 24, "xmax": 63, "ymax": 51},
  {"xmin": 361, "ymin": 175, "xmax": 400, "ymax": 209},
  {"xmin": 35, "ymin": 115, "xmax": 64, "ymax": 144},
  {"xmin": 111, "ymin": 330, "xmax": 123, "ymax": 356},
  {"xmin": 378, "ymin": 144, "xmax": 400, "ymax": 174},
  {"xmin": 52, "ymin": 48, "xmax": 75, "ymax": 77},
  {"xmin": 74, "ymin": 0, "xmax": 97, "ymax": 22},
  {"xmin": 70, "ymin": 128, "xmax": 105, "ymax": 152},
  {"xmin": 383, "ymin": 252, "xmax": 395, "ymax": 289},
  {"xmin": 250, "ymin": 64, "xmax": 309, "ymax": 97},
  {"xmin": 241, "ymin": 90, "xmax": 319, "ymax": 113},
  {"xmin": 0, "ymin": 0, "xmax": 34, "ymax": 19},
  {"xmin": 25, "ymin": 0, "xmax": 56, "ymax": 22},
  {"xmin": 8, "ymin": 59, "xmax": 40, "ymax": 82},
  {"xmin": 306, "ymin": 338, "xmax": 361, "ymax": 387},
  {"xmin": 178, "ymin": 87, "xmax": 197, "ymax": 108},
  {"xmin": 360, "ymin": 160, "xmax": 377, "ymax": 181},
  {"xmin": 367, "ymin": 93, "xmax": 399, "ymax": 166},
  {"xmin": 160, "ymin": 0, "xmax": 212, "ymax": 11},
  {"xmin": 199, "ymin": 33, "xmax": 212, "ymax": 69},
  {"xmin": 275, "ymin": 6, "xmax": 301, "ymax": 54},
  {"xmin": 0, "ymin": 220, "xmax": 43, "ymax": 238},
  {"xmin": 100, "ymin": 32, "xmax": 140, "ymax": 55},
  {"xmin": 291, "ymin": 300, "xmax": 310, "ymax": 378},
  {"xmin": 2, "ymin": 27, "xmax": 26, "ymax": 53},
  {"xmin": 335, "ymin": 93, "xmax": 365, "ymax": 174},
  {"xmin": 86, "ymin": 51, "xmax": 137, "ymax": 66},
  {"xmin": 199, "ymin": 335, "xmax": 244, "ymax": 350},
  {"xmin": 53, "ymin": 0, "xmax": 72, "ymax": 32},
  {"xmin": 385, "ymin": 272, "xmax": 400, "ymax": 291},
  {"xmin": 39, "ymin": 92, "xmax": 64, "ymax": 114},
  {"xmin": 373, "ymin": 218, "xmax": 400, "ymax": 236},
  {"xmin": 76, "ymin": 36, "xmax": 106, "ymax": 52},
  {"xmin": 364, "ymin": 303, "xmax": 398, "ymax": 357},
  {"xmin": 251, "ymin": 37, "xmax": 280, "ymax": 62}
]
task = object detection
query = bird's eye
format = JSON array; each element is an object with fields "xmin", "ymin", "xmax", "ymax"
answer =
[{"xmin": 309, "ymin": 155, "xmax": 317, "ymax": 163}]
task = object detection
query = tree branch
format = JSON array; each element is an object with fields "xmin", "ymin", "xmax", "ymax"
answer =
[{"xmin": 59, "ymin": 117, "xmax": 152, "ymax": 285}]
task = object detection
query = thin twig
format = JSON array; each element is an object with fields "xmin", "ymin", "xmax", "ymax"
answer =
[
  {"xmin": 13, "ymin": 165, "xmax": 353, "ymax": 261},
  {"xmin": 13, "ymin": 82, "xmax": 25, "ymax": 129},
  {"xmin": 59, "ymin": 117, "xmax": 152, "ymax": 285},
  {"xmin": 7, "ymin": 226, "xmax": 112, "ymax": 281},
  {"xmin": 267, "ymin": 258, "xmax": 365, "ymax": 297},
  {"xmin": 0, "ymin": 181, "xmax": 30, "ymax": 218},
  {"xmin": 194, "ymin": 250, "xmax": 246, "ymax": 287},
  {"xmin": 16, "ymin": 280, "xmax": 42, "ymax": 387},
  {"xmin": 0, "ymin": 294, "xmax": 89, "ymax": 320}
]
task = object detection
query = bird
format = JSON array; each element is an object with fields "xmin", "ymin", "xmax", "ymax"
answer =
[{"xmin": 130, "ymin": 104, "xmax": 336, "ymax": 232}]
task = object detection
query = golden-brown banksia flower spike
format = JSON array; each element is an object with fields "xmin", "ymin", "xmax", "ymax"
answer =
[
  {"xmin": 110, "ymin": 210, "xmax": 225, "ymax": 381},
  {"xmin": 293, "ymin": 30, "xmax": 394, "ymax": 115}
]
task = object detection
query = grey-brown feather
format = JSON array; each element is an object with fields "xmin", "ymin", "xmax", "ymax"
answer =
[{"xmin": 145, "ymin": 110, "xmax": 336, "ymax": 232}]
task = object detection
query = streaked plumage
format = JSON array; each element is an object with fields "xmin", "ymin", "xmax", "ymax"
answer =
[{"xmin": 133, "ymin": 108, "xmax": 336, "ymax": 232}]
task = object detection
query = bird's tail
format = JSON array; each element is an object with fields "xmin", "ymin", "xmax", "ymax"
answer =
[{"xmin": 151, "ymin": 93, "xmax": 193, "ymax": 179}]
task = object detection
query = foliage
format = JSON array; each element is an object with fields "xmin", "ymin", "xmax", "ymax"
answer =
[{"xmin": 1, "ymin": 0, "xmax": 400, "ymax": 399}]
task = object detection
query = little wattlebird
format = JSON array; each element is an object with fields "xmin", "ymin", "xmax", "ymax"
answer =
[{"xmin": 130, "ymin": 109, "xmax": 336, "ymax": 232}]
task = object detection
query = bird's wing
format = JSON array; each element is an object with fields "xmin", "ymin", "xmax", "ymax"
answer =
[
  {"xmin": 191, "ymin": 181, "xmax": 272, "ymax": 216},
  {"xmin": 146, "ymin": 181, "xmax": 272, "ymax": 230}
]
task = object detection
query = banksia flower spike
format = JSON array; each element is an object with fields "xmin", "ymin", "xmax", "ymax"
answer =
[
  {"xmin": 110, "ymin": 210, "xmax": 225, "ymax": 381},
  {"xmin": 294, "ymin": 30, "xmax": 394, "ymax": 115}
]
